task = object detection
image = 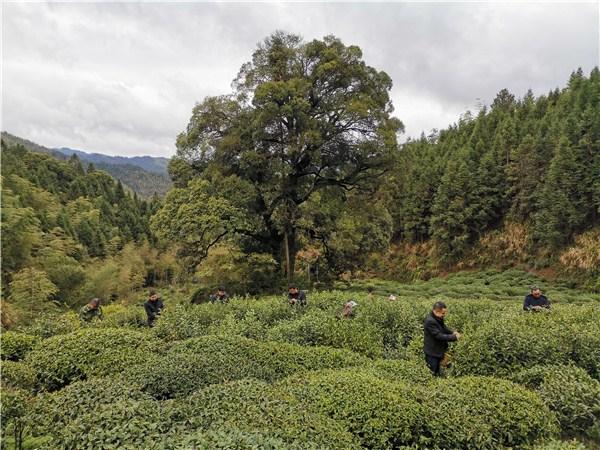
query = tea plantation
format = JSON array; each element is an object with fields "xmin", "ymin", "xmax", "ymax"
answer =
[{"xmin": 2, "ymin": 270, "xmax": 599, "ymax": 449}]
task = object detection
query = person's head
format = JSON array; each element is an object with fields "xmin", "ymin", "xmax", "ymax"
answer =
[
  {"xmin": 530, "ymin": 286, "xmax": 542, "ymax": 298},
  {"xmin": 217, "ymin": 286, "xmax": 226, "ymax": 295},
  {"xmin": 149, "ymin": 289, "xmax": 158, "ymax": 301},
  {"xmin": 432, "ymin": 301, "xmax": 448, "ymax": 319},
  {"xmin": 89, "ymin": 298, "xmax": 101, "ymax": 309},
  {"xmin": 288, "ymin": 285, "xmax": 299, "ymax": 295}
]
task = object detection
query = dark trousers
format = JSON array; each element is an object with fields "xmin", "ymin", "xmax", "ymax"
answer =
[{"xmin": 425, "ymin": 354, "xmax": 443, "ymax": 376}]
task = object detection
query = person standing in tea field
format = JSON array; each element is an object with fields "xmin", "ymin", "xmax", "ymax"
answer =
[
  {"xmin": 423, "ymin": 301, "xmax": 461, "ymax": 376},
  {"xmin": 340, "ymin": 300, "xmax": 358, "ymax": 319},
  {"xmin": 79, "ymin": 298, "xmax": 103, "ymax": 322},
  {"xmin": 523, "ymin": 285, "xmax": 551, "ymax": 311},
  {"xmin": 209, "ymin": 286, "xmax": 230, "ymax": 304},
  {"xmin": 287, "ymin": 284, "xmax": 307, "ymax": 306},
  {"xmin": 144, "ymin": 290, "xmax": 164, "ymax": 327}
]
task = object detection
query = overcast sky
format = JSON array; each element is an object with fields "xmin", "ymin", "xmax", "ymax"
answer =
[{"xmin": 2, "ymin": 2, "xmax": 598, "ymax": 157}]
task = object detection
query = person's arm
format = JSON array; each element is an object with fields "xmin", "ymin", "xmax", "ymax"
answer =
[
  {"xmin": 523, "ymin": 296, "xmax": 532, "ymax": 311},
  {"xmin": 425, "ymin": 320, "xmax": 457, "ymax": 342},
  {"xmin": 97, "ymin": 307, "xmax": 104, "ymax": 320}
]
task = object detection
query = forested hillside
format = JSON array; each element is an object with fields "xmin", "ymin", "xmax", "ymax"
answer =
[
  {"xmin": 0, "ymin": 140, "xmax": 172, "ymax": 322},
  {"xmin": 378, "ymin": 67, "xmax": 600, "ymax": 284},
  {"xmin": 1, "ymin": 132, "xmax": 172, "ymax": 198}
]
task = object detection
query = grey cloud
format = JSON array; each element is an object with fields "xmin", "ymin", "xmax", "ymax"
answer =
[{"xmin": 2, "ymin": 2, "xmax": 598, "ymax": 156}]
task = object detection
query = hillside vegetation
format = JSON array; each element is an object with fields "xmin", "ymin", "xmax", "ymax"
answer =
[{"xmin": 2, "ymin": 272, "xmax": 599, "ymax": 449}]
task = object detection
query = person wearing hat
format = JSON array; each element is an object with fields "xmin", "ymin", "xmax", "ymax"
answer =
[
  {"xmin": 423, "ymin": 301, "xmax": 461, "ymax": 376},
  {"xmin": 287, "ymin": 285, "xmax": 307, "ymax": 306},
  {"xmin": 341, "ymin": 300, "xmax": 358, "ymax": 319},
  {"xmin": 144, "ymin": 289, "xmax": 164, "ymax": 327},
  {"xmin": 209, "ymin": 286, "xmax": 230, "ymax": 304},
  {"xmin": 523, "ymin": 286, "xmax": 550, "ymax": 311},
  {"xmin": 79, "ymin": 298, "xmax": 103, "ymax": 322}
]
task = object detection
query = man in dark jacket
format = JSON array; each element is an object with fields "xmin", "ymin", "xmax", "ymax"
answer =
[
  {"xmin": 144, "ymin": 290, "xmax": 164, "ymax": 327},
  {"xmin": 523, "ymin": 286, "xmax": 551, "ymax": 311},
  {"xmin": 209, "ymin": 286, "xmax": 230, "ymax": 304},
  {"xmin": 287, "ymin": 285, "xmax": 307, "ymax": 306},
  {"xmin": 423, "ymin": 301, "xmax": 461, "ymax": 376}
]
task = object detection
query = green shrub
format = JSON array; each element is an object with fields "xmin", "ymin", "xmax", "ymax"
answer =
[
  {"xmin": 29, "ymin": 378, "xmax": 153, "ymax": 429},
  {"xmin": 1, "ymin": 387, "xmax": 32, "ymax": 449},
  {"xmin": 417, "ymin": 376, "xmax": 559, "ymax": 449},
  {"xmin": 511, "ymin": 365, "xmax": 600, "ymax": 434},
  {"xmin": 267, "ymin": 309, "xmax": 385, "ymax": 358},
  {"xmin": 368, "ymin": 358, "xmax": 432, "ymax": 383},
  {"xmin": 277, "ymin": 369, "xmax": 423, "ymax": 449},
  {"xmin": 452, "ymin": 314, "xmax": 573, "ymax": 376},
  {"xmin": 532, "ymin": 440, "xmax": 587, "ymax": 450},
  {"xmin": 168, "ymin": 378, "xmax": 359, "ymax": 449},
  {"xmin": 29, "ymin": 378, "xmax": 178, "ymax": 449},
  {"xmin": 19, "ymin": 311, "xmax": 80, "ymax": 338},
  {"xmin": 1, "ymin": 360, "xmax": 37, "ymax": 391},
  {"xmin": 151, "ymin": 303, "xmax": 231, "ymax": 340},
  {"xmin": 206, "ymin": 310, "xmax": 269, "ymax": 340},
  {"xmin": 96, "ymin": 303, "xmax": 147, "ymax": 328},
  {"xmin": 0, "ymin": 331, "xmax": 40, "ymax": 361},
  {"xmin": 25, "ymin": 328, "xmax": 154, "ymax": 390},
  {"xmin": 123, "ymin": 334, "xmax": 368, "ymax": 399},
  {"xmin": 173, "ymin": 429, "xmax": 296, "ymax": 450}
]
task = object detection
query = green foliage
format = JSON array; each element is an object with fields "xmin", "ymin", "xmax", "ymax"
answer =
[
  {"xmin": 29, "ymin": 378, "xmax": 176, "ymax": 450},
  {"xmin": 532, "ymin": 440, "xmax": 587, "ymax": 450},
  {"xmin": 195, "ymin": 243, "xmax": 280, "ymax": 295},
  {"xmin": 452, "ymin": 306, "xmax": 600, "ymax": 377},
  {"xmin": 0, "ymin": 332, "xmax": 40, "ymax": 361},
  {"xmin": 172, "ymin": 429, "xmax": 296, "ymax": 450},
  {"xmin": 95, "ymin": 303, "xmax": 147, "ymax": 328},
  {"xmin": 511, "ymin": 365, "xmax": 600, "ymax": 434},
  {"xmin": 0, "ymin": 361, "xmax": 37, "ymax": 391},
  {"xmin": 18, "ymin": 311, "xmax": 81, "ymax": 339},
  {"xmin": 123, "ymin": 334, "xmax": 367, "ymax": 399},
  {"xmin": 0, "ymin": 387, "xmax": 33, "ymax": 450},
  {"xmin": 8, "ymin": 268, "xmax": 59, "ymax": 319},
  {"xmin": 367, "ymin": 358, "xmax": 432, "ymax": 384},
  {"xmin": 417, "ymin": 376, "xmax": 559, "ymax": 449},
  {"xmin": 25, "ymin": 328, "xmax": 153, "ymax": 390},
  {"xmin": 267, "ymin": 309, "xmax": 385, "ymax": 358},
  {"xmin": 170, "ymin": 32, "xmax": 402, "ymax": 279},
  {"xmin": 277, "ymin": 369, "xmax": 423, "ymax": 449},
  {"xmin": 169, "ymin": 378, "xmax": 360, "ymax": 449}
]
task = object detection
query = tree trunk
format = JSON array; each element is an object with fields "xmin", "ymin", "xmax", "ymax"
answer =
[{"xmin": 283, "ymin": 227, "xmax": 297, "ymax": 282}]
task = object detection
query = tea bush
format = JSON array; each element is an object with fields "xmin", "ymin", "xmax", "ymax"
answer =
[
  {"xmin": 25, "ymin": 328, "xmax": 154, "ymax": 390},
  {"xmin": 96, "ymin": 303, "xmax": 147, "ymax": 328},
  {"xmin": 452, "ymin": 314, "xmax": 574, "ymax": 376},
  {"xmin": 267, "ymin": 309, "xmax": 385, "ymax": 358},
  {"xmin": 511, "ymin": 365, "xmax": 600, "ymax": 434},
  {"xmin": 0, "ymin": 331, "xmax": 40, "ymax": 361},
  {"xmin": 168, "ymin": 378, "xmax": 360, "ymax": 449},
  {"xmin": 277, "ymin": 369, "xmax": 423, "ymax": 449},
  {"xmin": 1, "ymin": 360, "xmax": 37, "ymax": 391},
  {"xmin": 19, "ymin": 311, "xmax": 80, "ymax": 338},
  {"xmin": 172, "ymin": 428, "xmax": 300, "ymax": 450},
  {"xmin": 123, "ymin": 334, "xmax": 368, "ymax": 399},
  {"xmin": 417, "ymin": 376, "xmax": 559, "ymax": 449}
]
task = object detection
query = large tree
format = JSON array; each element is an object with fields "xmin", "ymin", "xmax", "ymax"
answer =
[{"xmin": 167, "ymin": 32, "xmax": 403, "ymax": 279}]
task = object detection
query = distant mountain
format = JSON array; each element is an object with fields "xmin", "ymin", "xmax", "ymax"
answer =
[
  {"xmin": 1, "ymin": 132, "xmax": 172, "ymax": 198},
  {"xmin": 54, "ymin": 147, "xmax": 170, "ymax": 176}
]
